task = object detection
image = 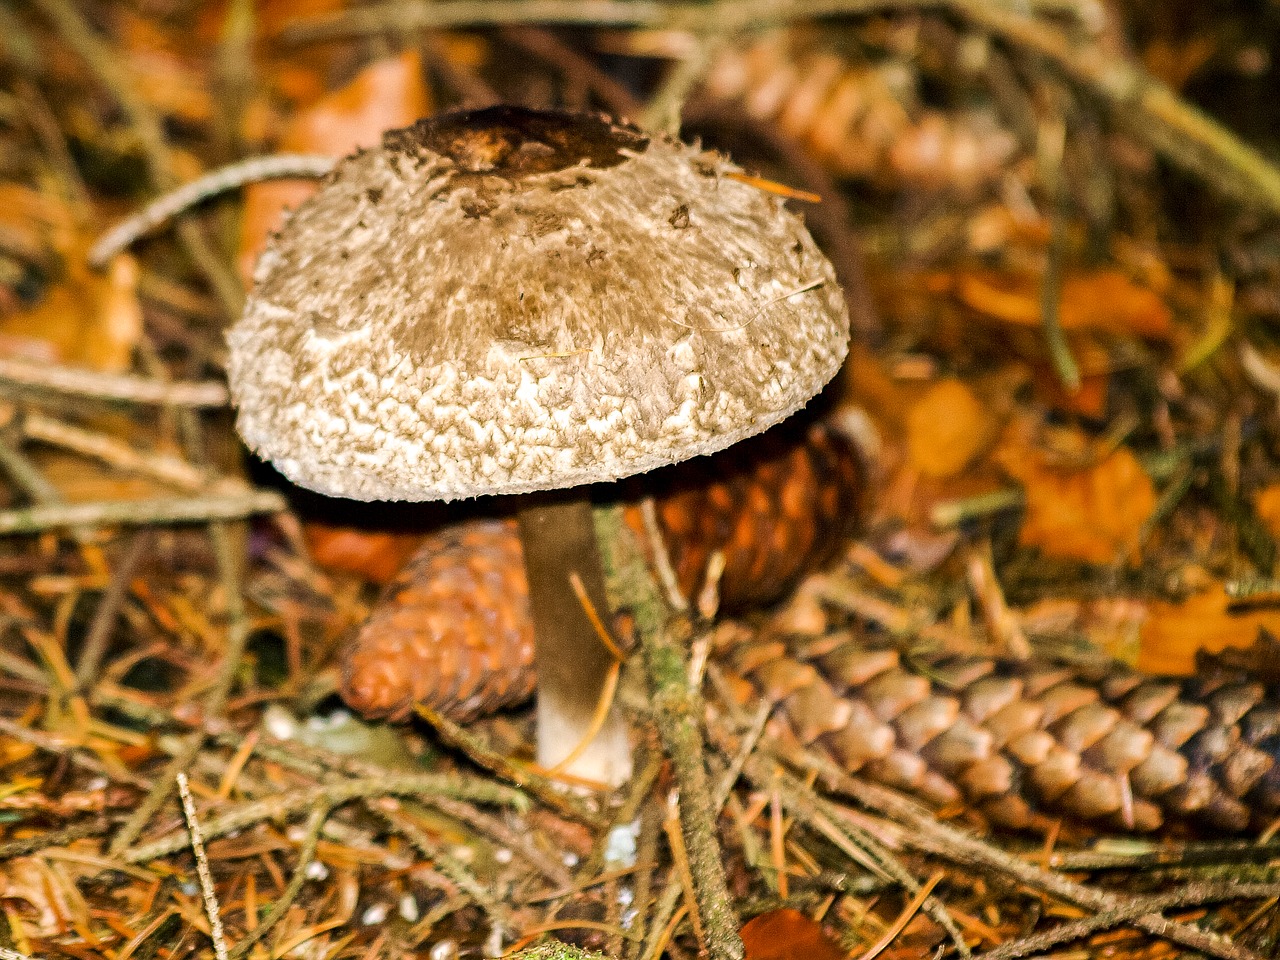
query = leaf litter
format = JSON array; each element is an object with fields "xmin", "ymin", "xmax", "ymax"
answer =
[{"xmin": 6, "ymin": 3, "xmax": 1280, "ymax": 960}]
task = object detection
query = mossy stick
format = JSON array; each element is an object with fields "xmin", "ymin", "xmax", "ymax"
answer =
[{"xmin": 593, "ymin": 504, "xmax": 744, "ymax": 960}]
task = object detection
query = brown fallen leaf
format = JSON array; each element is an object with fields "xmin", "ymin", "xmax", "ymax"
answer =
[
  {"xmin": 1139, "ymin": 584, "xmax": 1280, "ymax": 674},
  {"xmin": 906, "ymin": 376, "xmax": 993, "ymax": 478},
  {"xmin": 304, "ymin": 523, "xmax": 427, "ymax": 585},
  {"xmin": 2, "ymin": 256, "xmax": 143, "ymax": 373},
  {"xmin": 996, "ymin": 426, "xmax": 1156, "ymax": 566},
  {"xmin": 741, "ymin": 908, "xmax": 844, "ymax": 960},
  {"xmin": 839, "ymin": 346, "xmax": 1010, "ymax": 528},
  {"xmin": 949, "ymin": 268, "xmax": 1173, "ymax": 339}
]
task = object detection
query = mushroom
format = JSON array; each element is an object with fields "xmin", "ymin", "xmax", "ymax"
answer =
[{"xmin": 227, "ymin": 105, "xmax": 849, "ymax": 786}]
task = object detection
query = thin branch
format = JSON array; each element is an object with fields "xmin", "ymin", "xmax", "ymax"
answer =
[
  {"xmin": 0, "ymin": 490, "xmax": 286, "ymax": 536},
  {"xmin": 90, "ymin": 154, "xmax": 336, "ymax": 268},
  {"xmin": 280, "ymin": 0, "xmax": 921, "ymax": 42},
  {"xmin": 498, "ymin": 26, "xmax": 644, "ymax": 119},
  {"xmin": 594, "ymin": 505, "xmax": 744, "ymax": 960},
  {"xmin": 640, "ymin": 27, "xmax": 730, "ymax": 135},
  {"xmin": 418, "ymin": 707, "xmax": 607, "ymax": 828},
  {"xmin": 980, "ymin": 882, "xmax": 1280, "ymax": 960},
  {"xmin": 107, "ymin": 521, "xmax": 255, "ymax": 855},
  {"xmin": 31, "ymin": 0, "xmax": 244, "ymax": 313},
  {"xmin": 121, "ymin": 771, "xmax": 528, "ymax": 864},
  {"xmin": 1037, "ymin": 118, "xmax": 1080, "ymax": 391},
  {"xmin": 804, "ymin": 754, "xmax": 1268, "ymax": 960},
  {"xmin": 177, "ymin": 772, "xmax": 229, "ymax": 960},
  {"xmin": 24, "ymin": 411, "xmax": 211, "ymax": 491},
  {"xmin": 0, "ymin": 357, "xmax": 229, "ymax": 408},
  {"xmin": 430, "ymin": 795, "xmax": 575, "ymax": 887},
  {"xmin": 74, "ymin": 531, "xmax": 149, "ymax": 690},
  {"xmin": 377, "ymin": 801, "xmax": 515, "ymax": 927},
  {"xmin": 226, "ymin": 802, "xmax": 332, "ymax": 960},
  {"xmin": 0, "ymin": 433, "xmax": 62, "ymax": 505}
]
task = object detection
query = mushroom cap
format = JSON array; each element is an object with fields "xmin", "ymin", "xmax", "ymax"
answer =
[{"xmin": 228, "ymin": 106, "xmax": 849, "ymax": 501}]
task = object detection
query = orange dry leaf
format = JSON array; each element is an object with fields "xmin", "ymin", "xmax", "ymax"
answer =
[
  {"xmin": 120, "ymin": 11, "xmax": 213, "ymax": 124},
  {"xmin": 741, "ymin": 909, "xmax": 844, "ymax": 960},
  {"xmin": 304, "ymin": 523, "xmax": 426, "ymax": 585},
  {"xmin": 1139, "ymin": 584, "xmax": 1280, "ymax": 675},
  {"xmin": 1029, "ymin": 335, "xmax": 1114, "ymax": 418},
  {"xmin": 951, "ymin": 268, "xmax": 1173, "ymax": 339},
  {"xmin": 2, "ymin": 256, "xmax": 143, "ymax": 373},
  {"xmin": 839, "ymin": 347, "xmax": 1011, "ymax": 527},
  {"xmin": 238, "ymin": 50, "xmax": 432, "ymax": 283},
  {"xmin": 906, "ymin": 377, "xmax": 992, "ymax": 477},
  {"xmin": 1253, "ymin": 483, "xmax": 1280, "ymax": 541},
  {"xmin": 997, "ymin": 430, "xmax": 1156, "ymax": 565},
  {"xmin": 0, "ymin": 182, "xmax": 144, "ymax": 370}
]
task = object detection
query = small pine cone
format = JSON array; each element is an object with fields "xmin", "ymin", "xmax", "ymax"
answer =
[
  {"xmin": 730, "ymin": 632, "xmax": 1280, "ymax": 832},
  {"xmin": 341, "ymin": 421, "xmax": 864, "ymax": 722},
  {"xmin": 642, "ymin": 419, "xmax": 863, "ymax": 610},
  {"xmin": 341, "ymin": 519, "xmax": 535, "ymax": 722}
]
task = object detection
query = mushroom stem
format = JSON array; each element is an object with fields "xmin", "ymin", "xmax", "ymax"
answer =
[{"xmin": 516, "ymin": 497, "xmax": 633, "ymax": 787}]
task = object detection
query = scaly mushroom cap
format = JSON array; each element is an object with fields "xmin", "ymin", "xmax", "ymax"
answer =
[{"xmin": 228, "ymin": 106, "xmax": 849, "ymax": 501}]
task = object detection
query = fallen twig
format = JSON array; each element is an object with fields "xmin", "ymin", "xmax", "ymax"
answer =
[
  {"xmin": 177, "ymin": 772, "xmax": 229, "ymax": 960},
  {"xmin": 742, "ymin": 755, "xmax": 972, "ymax": 958},
  {"xmin": 431, "ymin": 795, "xmax": 576, "ymax": 887},
  {"xmin": 90, "ymin": 154, "xmax": 336, "ymax": 268},
  {"xmin": 0, "ymin": 356, "xmax": 229, "ymax": 408},
  {"xmin": 281, "ymin": 0, "xmax": 1280, "ymax": 215},
  {"xmin": 73, "ymin": 531, "xmax": 149, "ymax": 690},
  {"xmin": 0, "ymin": 433, "xmax": 63, "ymax": 512},
  {"xmin": 121, "ymin": 771, "xmax": 527, "ymax": 864},
  {"xmin": 31, "ymin": 0, "xmax": 243, "ymax": 313},
  {"xmin": 23, "ymin": 411, "xmax": 212, "ymax": 491},
  {"xmin": 979, "ymin": 881, "xmax": 1280, "ymax": 960},
  {"xmin": 418, "ymin": 707, "xmax": 606, "ymax": 828},
  {"xmin": 803, "ymin": 752, "xmax": 1268, "ymax": 960},
  {"xmin": 109, "ymin": 523, "xmax": 254, "ymax": 854},
  {"xmin": 0, "ymin": 490, "xmax": 285, "ymax": 536},
  {"xmin": 227, "ymin": 801, "xmax": 332, "ymax": 960},
  {"xmin": 376, "ymin": 800, "xmax": 515, "ymax": 928},
  {"xmin": 594, "ymin": 504, "xmax": 744, "ymax": 960}
]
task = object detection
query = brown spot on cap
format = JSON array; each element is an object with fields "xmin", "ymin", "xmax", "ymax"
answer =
[{"xmin": 383, "ymin": 105, "xmax": 650, "ymax": 176}]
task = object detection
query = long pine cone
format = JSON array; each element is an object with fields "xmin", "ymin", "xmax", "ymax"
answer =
[
  {"xmin": 340, "ymin": 420, "xmax": 1280, "ymax": 831},
  {"xmin": 723, "ymin": 628, "xmax": 1280, "ymax": 832}
]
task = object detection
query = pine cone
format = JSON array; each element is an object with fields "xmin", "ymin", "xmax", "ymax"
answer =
[
  {"xmin": 723, "ymin": 629, "xmax": 1280, "ymax": 832},
  {"xmin": 341, "ymin": 519, "xmax": 534, "ymax": 722},
  {"xmin": 341, "ymin": 420, "xmax": 862, "ymax": 720},
  {"xmin": 644, "ymin": 419, "xmax": 863, "ymax": 610}
]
